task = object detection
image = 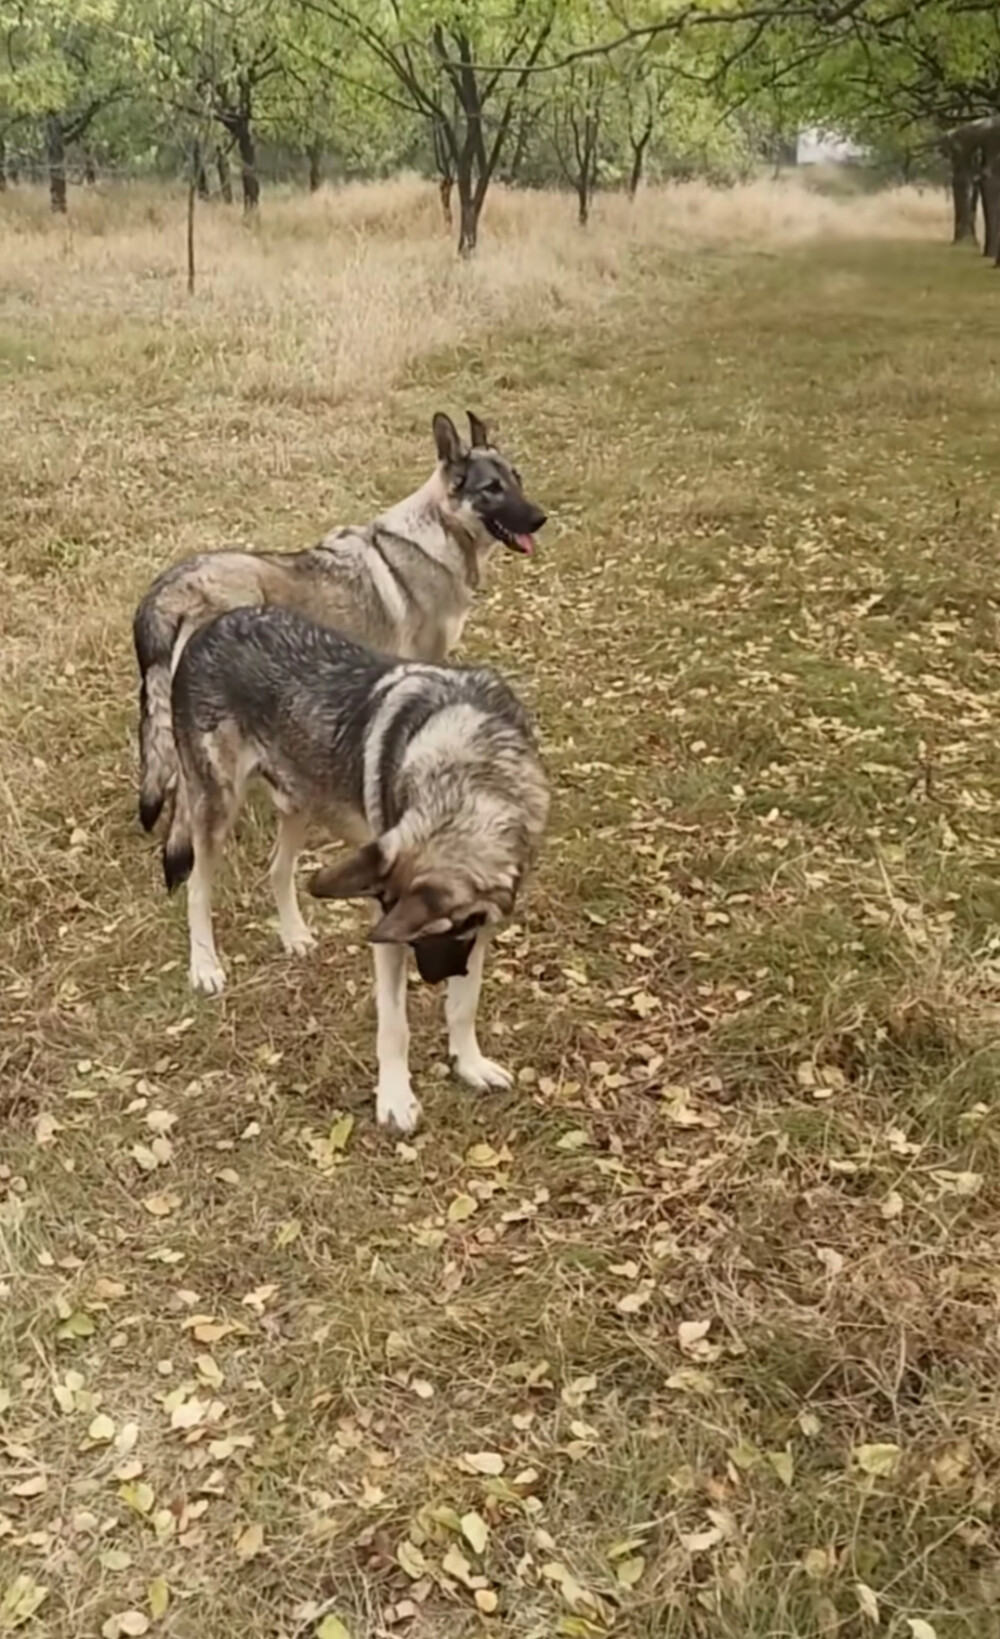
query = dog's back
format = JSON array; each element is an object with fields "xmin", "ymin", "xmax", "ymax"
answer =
[
  {"xmin": 172, "ymin": 607, "xmax": 389, "ymax": 772},
  {"xmin": 133, "ymin": 538, "xmax": 412, "ymax": 833},
  {"xmin": 171, "ymin": 606, "xmax": 540, "ymax": 834}
]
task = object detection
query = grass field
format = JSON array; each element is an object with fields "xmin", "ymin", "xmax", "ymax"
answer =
[{"xmin": 3, "ymin": 174, "xmax": 1000, "ymax": 1639}]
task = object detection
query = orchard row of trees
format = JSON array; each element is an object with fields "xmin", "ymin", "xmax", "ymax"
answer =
[{"xmin": 2, "ymin": 1, "xmax": 1000, "ymax": 256}]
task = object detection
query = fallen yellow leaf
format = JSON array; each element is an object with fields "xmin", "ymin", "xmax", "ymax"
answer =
[
  {"xmin": 617, "ymin": 1283, "xmax": 653, "ymax": 1315},
  {"xmin": 328, "ymin": 1114, "xmax": 354, "ymax": 1152},
  {"xmin": 615, "ymin": 1554, "xmax": 645, "ymax": 1587},
  {"xmin": 99, "ymin": 1550, "xmax": 132, "ymax": 1573},
  {"xmin": 316, "ymin": 1619, "xmax": 352, "ymax": 1639},
  {"xmin": 141, "ymin": 1193, "xmax": 180, "ymax": 1219},
  {"xmin": 119, "ymin": 1481, "xmax": 155, "ymax": 1515},
  {"xmin": 0, "ymin": 1575, "xmax": 49, "ymax": 1629},
  {"xmin": 853, "ymin": 1443, "xmax": 900, "ymax": 1478},
  {"xmin": 148, "ymin": 1578, "xmax": 169, "ymax": 1620},
  {"xmin": 235, "ymin": 1522, "xmax": 264, "ymax": 1562},
  {"xmin": 395, "ymin": 1541, "xmax": 427, "ymax": 1580},
  {"xmin": 460, "ymin": 1511, "xmax": 489, "ymax": 1555},
  {"xmin": 10, "ymin": 1475, "xmax": 47, "ymax": 1499},
  {"xmin": 461, "ymin": 1450, "xmax": 505, "ymax": 1476}
]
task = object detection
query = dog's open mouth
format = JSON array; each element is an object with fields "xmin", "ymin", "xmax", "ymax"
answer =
[{"xmin": 487, "ymin": 518, "xmax": 536, "ymax": 556}]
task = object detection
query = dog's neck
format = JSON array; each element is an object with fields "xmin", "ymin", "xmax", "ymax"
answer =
[{"xmin": 377, "ymin": 470, "xmax": 498, "ymax": 590}]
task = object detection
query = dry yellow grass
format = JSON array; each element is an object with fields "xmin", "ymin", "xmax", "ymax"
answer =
[
  {"xmin": 0, "ymin": 172, "xmax": 943, "ymax": 385},
  {"xmin": 3, "ymin": 172, "xmax": 999, "ymax": 1639}
]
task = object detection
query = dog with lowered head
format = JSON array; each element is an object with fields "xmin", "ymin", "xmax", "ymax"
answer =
[{"xmin": 163, "ymin": 604, "xmax": 549, "ymax": 1133}]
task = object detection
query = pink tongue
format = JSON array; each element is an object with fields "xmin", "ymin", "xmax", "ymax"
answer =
[{"xmin": 514, "ymin": 533, "xmax": 535, "ymax": 555}]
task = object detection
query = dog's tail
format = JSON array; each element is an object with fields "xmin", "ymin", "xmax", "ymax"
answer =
[
  {"xmin": 162, "ymin": 769, "xmax": 194, "ymax": 893},
  {"xmin": 133, "ymin": 591, "xmax": 187, "ymax": 833}
]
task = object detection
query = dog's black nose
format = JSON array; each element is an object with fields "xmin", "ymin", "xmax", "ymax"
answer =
[{"xmin": 529, "ymin": 507, "xmax": 547, "ymax": 532}]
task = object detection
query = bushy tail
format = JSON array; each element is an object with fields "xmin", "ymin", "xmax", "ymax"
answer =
[
  {"xmin": 162, "ymin": 771, "xmax": 194, "ymax": 893},
  {"xmin": 133, "ymin": 593, "xmax": 185, "ymax": 833}
]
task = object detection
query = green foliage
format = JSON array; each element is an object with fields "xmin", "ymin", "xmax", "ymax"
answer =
[
  {"xmin": 0, "ymin": 0, "xmax": 131, "ymax": 135},
  {"xmin": 2, "ymin": 0, "xmax": 992, "ymax": 219}
]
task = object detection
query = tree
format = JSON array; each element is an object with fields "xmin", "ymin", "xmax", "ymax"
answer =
[
  {"xmin": 300, "ymin": 0, "xmax": 560, "ymax": 253},
  {"xmin": 616, "ymin": 49, "xmax": 667, "ymax": 200},
  {"xmin": 550, "ymin": 56, "xmax": 609, "ymax": 224},
  {"xmin": 943, "ymin": 114, "xmax": 1000, "ymax": 261},
  {"xmin": 138, "ymin": 0, "xmax": 300, "ymax": 212},
  {"xmin": 0, "ymin": 0, "xmax": 130, "ymax": 210},
  {"xmin": 717, "ymin": 0, "xmax": 1000, "ymax": 243}
]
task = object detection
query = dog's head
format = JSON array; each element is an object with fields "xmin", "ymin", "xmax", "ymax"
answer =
[
  {"xmin": 308, "ymin": 830, "xmax": 523, "ymax": 985},
  {"xmin": 433, "ymin": 410, "xmax": 546, "ymax": 559}
]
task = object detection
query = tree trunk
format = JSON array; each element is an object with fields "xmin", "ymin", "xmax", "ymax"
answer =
[
  {"xmin": 188, "ymin": 141, "xmax": 198, "ymax": 296},
  {"xmin": 46, "ymin": 115, "xmax": 67, "ymax": 213},
  {"xmin": 83, "ymin": 149, "xmax": 96, "ymax": 185},
  {"xmin": 982, "ymin": 152, "xmax": 1000, "ymax": 261},
  {"xmin": 577, "ymin": 176, "xmax": 590, "ymax": 225},
  {"xmin": 308, "ymin": 139, "xmax": 323, "ymax": 192},
  {"xmin": 507, "ymin": 110, "xmax": 529, "ymax": 184},
  {"xmin": 0, "ymin": 134, "xmax": 6, "ymax": 191},
  {"xmin": 627, "ymin": 133, "xmax": 650, "ymax": 201},
  {"xmin": 216, "ymin": 145, "xmax": 233, "ymax": 203},
  {"xmin": 196, "ymin": 153, "xmax": 209, "ymax": 200},
  {"xmin": 234, "ymin": 116, "xmax": 259, "ymax": 214},
  {"xmin": 439, "ymin": 175, "xmax": 453, "ymax": 231},
  {"xmin": 457, "ymin": 180, "xmax": 478, "ymax": 256},
  {"xmin": 950, "ymin": 152, "xmax": 977, "ymax": 242}
]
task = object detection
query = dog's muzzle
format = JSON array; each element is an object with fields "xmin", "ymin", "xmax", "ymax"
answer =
[
  {"xmin": 411, "ymin": 912, "xmax": 487, "ymax": 985},
  {"xmin": 486, "ymin": 504, "xmax": 547, "ymax": 557}
]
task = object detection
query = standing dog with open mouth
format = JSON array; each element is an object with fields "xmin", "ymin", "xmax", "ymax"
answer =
[
  {"xmin": 163, "ymin": 606, "xmax": 549, "ymax": 1133},
  {"xmin": 133, "ymin": 411, "xmax": 546, "ymax": 835}
]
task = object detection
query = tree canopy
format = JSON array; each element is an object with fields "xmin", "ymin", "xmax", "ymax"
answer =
[{"xmin": 1, "ymin": 0, "xmax": 994, "ymax": 255}]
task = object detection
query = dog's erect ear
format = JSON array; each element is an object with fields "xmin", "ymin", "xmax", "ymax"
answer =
[
  {"xmin": 466, "ymin": 411, "xmax": 491, "ymax": 450},
  {"xmin": 309, "ymin": 840, "xmax": 386, "ymax": 901},
  {"xmin": 432, "ymin": 412, "xmax": 464, "ymax": 469},
  {"xmin": 369, "ymin": 892, "xmax": 452, "ymax": 945}
]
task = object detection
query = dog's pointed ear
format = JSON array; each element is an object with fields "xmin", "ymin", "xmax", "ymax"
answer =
[
  {"xmin": 309, "ymin": 840, "xmax": 386, "ymax": 900},
  {"xmin": 369, "ymin": 892, "xmax": 451, "ymax": 945},
  {"xmin": 466, "ymin": 411, "xmax": 491, "ymax": 449},
  {"xmin": 432, "ymin": 412, "xmax": 464, "ymax": 469}
]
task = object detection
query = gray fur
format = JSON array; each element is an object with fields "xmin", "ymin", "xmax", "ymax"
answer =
[
  {"xmin": 133, "ymin": 410, "xmax": 546, "ymax": 833},
  {"xmin": 165, "ymin": 606, "xmax": 549, "ymax": 1133}
]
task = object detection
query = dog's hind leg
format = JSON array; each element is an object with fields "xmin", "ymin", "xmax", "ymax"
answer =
[
  {"xmin": 269, "ymin": 810, "xmax": 317, "ymax": 957},
  {"xmin": 446, "ymin": 931, "xmax": 512, "ymax": 1091},
  {"xmin": 187, "ymin": 789, "xmax": 238, "ymax": 997},
  {"xmin": 373, "ymin": 942, "xmax": 422, "ymax": 1134}
]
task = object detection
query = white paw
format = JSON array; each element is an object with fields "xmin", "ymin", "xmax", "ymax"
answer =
[
  {"xmin": 454, "ymin": 1053, "xmax": 513, "ymax": 1092},
  {"xmin": 190, "ymin": 955, "xmax": 226, "ymax": 995},
  {"xmin": 280, "ymin": 924, "xmax": 317, "ymax": 957},
  {"xmin": 376, "ymin": 1079, "xmax": 423, "ymax": 1135}
]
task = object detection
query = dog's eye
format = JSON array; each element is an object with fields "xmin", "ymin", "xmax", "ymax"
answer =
[
  {"xmin": 511, "ymin": 468, "xmax": 522, "ymax": 487},
  {"xmin": 484, "ymin": 479, "xmax": 503, "ymax": 497}
]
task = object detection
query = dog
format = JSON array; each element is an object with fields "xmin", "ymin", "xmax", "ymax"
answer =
[
  {"xmin": 163, "ymin": 606, "xmax": 549, "ymax": 1133},
  {"xmin": 133, "ymin": 410, "xmax": 547, "ymax": 835}
]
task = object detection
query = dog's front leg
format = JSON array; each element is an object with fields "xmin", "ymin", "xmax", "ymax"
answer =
[
  {"xmin": 447, "ymin": 932, "xmax": 512, "ymax": 1091},
  {"xmin": 373, "ymin": 943, "xmax": 422, "ymax": 1133}
]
